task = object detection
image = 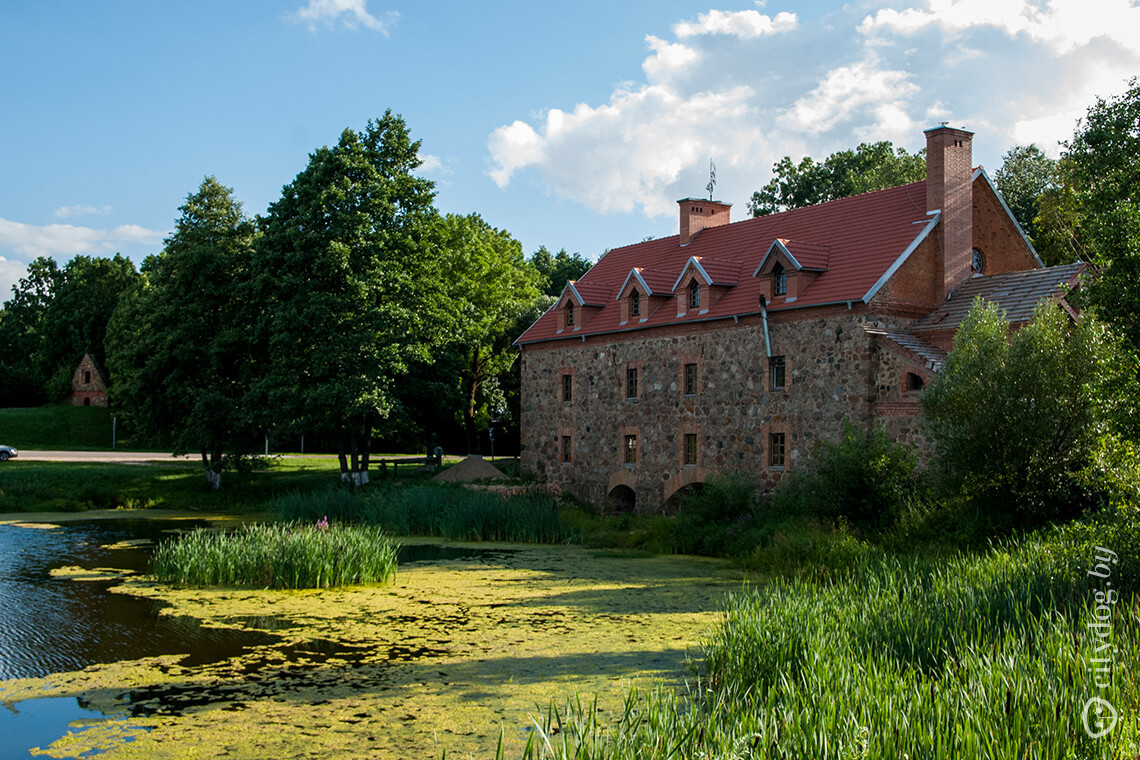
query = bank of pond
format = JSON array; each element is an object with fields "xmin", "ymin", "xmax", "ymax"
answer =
[{"xmin": 0, "ymin": 478, "xmax": 1138, "ymax": 758}]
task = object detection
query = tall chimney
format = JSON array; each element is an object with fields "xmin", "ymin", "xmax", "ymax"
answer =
[
  {"xmin": 925, "ymin": 125, "xmax": 974, "ymax": 301},
  {"xmin": 677, "ymin": 198, "xmax": 731, "ymax": 246}
]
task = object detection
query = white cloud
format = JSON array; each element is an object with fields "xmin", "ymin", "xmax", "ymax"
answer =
[
  {"xmin": 487, "ymin": 2, "xmax": 1140, "ymax": 221},
  {"xmin": 0, "ymin": 218, "xmax": 165, "ymax": 261},
  {"xmin": 289, "ymin": 0, "xmax": 397, "ymax": 34},
  {"xmin": 860, "ymin": 0, "xmax": 1140, "ymax": 56},
  {"xmin": 674, "ymin": 9, "xmax": 797, "ymax": 39},
  {"xmin": 0, "ymin": 257, "xmax": 28, "ymax": 302},
  {"xmin": 54, "ymin": 204, "xmax": 113, "ymax": 219}
]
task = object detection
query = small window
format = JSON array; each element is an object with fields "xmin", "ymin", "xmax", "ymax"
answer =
[
  {"xmin": 769, "ymin": 432, "xmax": 785, "ymax": 468},
  {"xmin": 683, "ymin": 433, "xmax": 698, "ymax": 466},
  {"xmin": 972, "ymin": 248, "xmax": 986, "ymax": 275},
  {"xmin": 84, "ymin": 370, "xmax": 92, "ymax": 384},
  {"xmin": 624, "ymin": 434, "xmax": 638, "ymax": 465},
  {"xmin": 631, "ymin": 288, "xmax": 641, "ymax": 317},
  {"xmin": 773, "ymin": 264, "xmax": 786, "ymax": 296},
  {"xmin": 688, "ymin": 280, "xmax": 701, "ymax": 309},
  {"xmin": 566, "ymin": 300, "xmax": 575, "ymax": 326},
  {"xmin": 769, "ymin": 356, "xmax": 786, "ymax": 391},
  {"xmin": 561, "ymin": 435, "xmax": 572, "ymax": 464},
  {"xmin": 561, "ymin": 374, "xmax": 573, "ymax": 402},
  {"xmin": 907, "ymin": 372, "xmax": 925, "ymax": 392},
  {"xmin": 626, "ymin": 367, "xmax": 638, "ymax": 399},
  {"xmin": 683, "ymin": 363, "xmax": 698, "ymax": 396}
]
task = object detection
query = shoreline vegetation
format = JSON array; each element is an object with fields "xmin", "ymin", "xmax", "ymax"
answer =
[{"xmin": 2, "ymin": 456, "xmax": 1138, "ymax": 756}]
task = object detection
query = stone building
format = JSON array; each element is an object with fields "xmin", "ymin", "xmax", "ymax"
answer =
[
  {"xmin": 515, "ymin": 126, "xmax": 1083, "ymax": 511},
  {"xmin": 70, "ymin": 353, "xmax": 109, "ymax": 407}
]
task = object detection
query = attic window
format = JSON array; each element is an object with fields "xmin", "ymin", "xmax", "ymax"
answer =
[
  {"xmin": 688, "ymin": 280, "xmax": 701, "ymax": 309},
  {"xmin": 566, "ymin": 300, "xmax": 575, "ymax": 326},
  {"xmin": 972, "ymin": 248, "xmax": 986, "ymax": 275},
  {"xmin": 773, "ymin": 264, "xmax": 786, "ymax": 296},
  {"xmin": 631, "ymin": 288, "xmax": 641, "ymax": 317}
]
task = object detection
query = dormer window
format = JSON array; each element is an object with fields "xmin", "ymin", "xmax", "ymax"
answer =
[
  {"xmin": 773, "ymin": 264, "xmax": 786, "ymax": 296},
  {"xmin": 688, "ymin": 280, "xmax": 701, "ymax": 309},
  {"xmin": 631, "ymin": 288, "xmax": 641, "ymax": 317},
  {"xmin": 566, "ymin": 300, "xmax": 575, "ymax": 326}
]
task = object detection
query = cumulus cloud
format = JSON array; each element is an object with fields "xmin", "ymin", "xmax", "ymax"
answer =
[
  {"xmin": 0, "ymin": 218, "xmax": 165, "ymax": 261},
  {"xmin": 289, "ymin": 0, "xmax": 397, "ymax": 34},
  {"xmin": 674, "ymin": 9, "xmax": 797, "ymax": 39},
  {"xmin": 54, "ymin": 204, "xmax": 113, "ymax": 219},
  {"xmin": 0, "ymin": 257, "xmax": 28, "ymax": 302},
  {"xmin": 487, "ymin": 2, "xmax": 1140, "ymax": 220}
]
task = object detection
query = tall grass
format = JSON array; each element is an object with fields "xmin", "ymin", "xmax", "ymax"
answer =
[
  {"xmin": 152, "ymin": 520, "xmax": 398, "ymax": 589},
  {"xmin": 520, "ymin": 514, "xmax": 1140, "ymax": 759},
  {"xmin": 277, "ymin": 484, "xmax": 573, "ymax": 544}
]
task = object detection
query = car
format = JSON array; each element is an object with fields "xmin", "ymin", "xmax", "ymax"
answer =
[{"xmin": 0, "ymin": 445, "xmax": 17, "ymax": 461}]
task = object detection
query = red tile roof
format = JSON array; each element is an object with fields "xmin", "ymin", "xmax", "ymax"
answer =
[{"xmin": 519, "ymin": 181, "xmax": 933, "ymax": 344}]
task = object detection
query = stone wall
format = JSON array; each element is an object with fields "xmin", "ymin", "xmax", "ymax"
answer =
[{"xmin": 520, "ymin": 309, "xmax": 917, "ymax": 511}]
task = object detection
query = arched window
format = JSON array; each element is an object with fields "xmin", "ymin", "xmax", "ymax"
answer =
[
  {"xmin": 566, "ymin": 300, "xmax": 575, "ymax": 326},
  {"xmin": 972, "ymin": 248, "xmax": 986, "ymax": 275},
  {"xmin": 688, "ymin": 280, "xmax": 701, "ymax": 309},
  {"xmin": 906, "ymin": 372, "xmax": 925, "ymax": 392},
  {"xmin": 773, "ymin": 263, "xmax": 786, "ymax": 296},
  {"xmin": 631, "ymin": 288, "xmax": 641, "ymax": 317},
  {"xmin": 83, "ymin": 370, "xmax": 92, "ymax": 384}
]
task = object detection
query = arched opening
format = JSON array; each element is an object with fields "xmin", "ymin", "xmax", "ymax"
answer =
[
  {"xmin": 607, "ymin": 485, "xmax": 636, "ymax": 513},
  {"xmin": 84, "ymin": 370, "xmax": 92, "ymax": 384},
  {"xmin": 663, "ymin": 482, "xmax": 703, "ymax": 514},
  {"xmin": 630, "ymin": 288, "xmax": 640, "ymax": 317},
  {"xmin": 906, "ymin": 372, "xmax": 925, "ymax": 392},
  {"xmin": 83, "ymin": 397, "xmax": 91, "ymax": 407}
]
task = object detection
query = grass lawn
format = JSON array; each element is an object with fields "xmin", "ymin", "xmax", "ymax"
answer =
[
  {"xmin": 0, "ymin": 457, "xmax": 346, "ymax": 513},
  {"xmin": 0, "ymin": 405, "xmax": 147, "ymax": 451}
]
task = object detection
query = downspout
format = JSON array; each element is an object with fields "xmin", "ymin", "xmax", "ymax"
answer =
[{"xmin": 760, "ymin": 297, "xmax": 772, "ymax": 359}]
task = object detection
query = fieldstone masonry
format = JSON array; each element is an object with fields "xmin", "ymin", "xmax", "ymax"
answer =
[{"xmin": 521, "ymin": 309, "xmax": 920, "ymax": 510}]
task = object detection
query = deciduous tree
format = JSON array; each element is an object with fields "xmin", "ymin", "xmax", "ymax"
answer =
[{"xmin": 106, "ymin": 177, "xmax": 257, "ymax": 488}]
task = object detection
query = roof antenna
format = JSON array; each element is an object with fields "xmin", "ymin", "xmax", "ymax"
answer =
[{"xmin": 706, "ymin": 158, "xmax": 717, "ymax": 201}]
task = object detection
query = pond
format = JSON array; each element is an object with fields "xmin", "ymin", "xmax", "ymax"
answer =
[{"xmin": 0, "ymin": 513, "xmax": 743, "ymax": 759}]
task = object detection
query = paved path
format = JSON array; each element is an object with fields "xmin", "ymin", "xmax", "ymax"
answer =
[{"xmin": 11, "ymin": 450, "xmax": 198, "ymax": 464}]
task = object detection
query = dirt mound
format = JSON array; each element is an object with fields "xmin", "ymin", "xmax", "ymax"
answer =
[{"xmin": 431, "ymin": 455, "xmax": 507, "ymax": 483}]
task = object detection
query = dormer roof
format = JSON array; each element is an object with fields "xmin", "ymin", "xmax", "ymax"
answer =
[
  {"xmin": 618, "ymin": 268, "xmax": 674, "ymax": 299},
  {"xmin": 560, "ymin": 280, "xmax": 610, "ymax": 307},
  {"xmin": 672, "ymin": 256, "xmax": 742, "ymax": 291},
  {"xmin": 754, "ymin": 239, "xmax": 831, "ymax": 275}
]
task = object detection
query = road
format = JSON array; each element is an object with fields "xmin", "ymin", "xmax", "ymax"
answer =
[{"xmin": 11, "ymin": 450, "xmax": 199, "ymax": 464}]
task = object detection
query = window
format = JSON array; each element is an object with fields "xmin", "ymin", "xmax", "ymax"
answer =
[
  {"xmin": 560, "ymin": 436, "xmax": 572, "ymax": 464},
  {"xmin": 769, "ymin": 356, "xmax": 786, "ymax": 390},
  {"xmin": 972, "ymin": 248, "xmax": 986, "ymax": 275},
  {"xmin": 626, "ymin": 367, "xmax": 638, "ymax": 399},
  {"xmin": 561, "ymin": 373, "xmax": 573, "ymax": 402},
  {"xmin": 566, "ymin": 300, "xmax": 575, "ymax": 326},
  {"xmin": 624, "ymin": 434, "xmax": 638, "ymax": 465},
  {"xmin": 688, "ymin": 280, "xmax": 701, "ymax": 309},
  {"xmin": 907, "ymin": 372, "xmax": 925, "ymax": 392},
  {"xmin": 769, "ymin": 432, "xmax": 785, "ymax": 468},
  {"xmin": 773, "ymin": 264, "xmax": 786, "ymax": 296},
  {"xmin": 683, "ymin": 363, "xmax": 698, "ymax": 395},
  {"xmin": 631, "ymin": 288, "xmax": 641, "ymax": 317},
  {"xmin": 83, "ymin": 370, "xmax": 92, "ymax": 384},
  {"xmin": 683, "ymin": 433, "xmax": 698, "ymax": 466}
]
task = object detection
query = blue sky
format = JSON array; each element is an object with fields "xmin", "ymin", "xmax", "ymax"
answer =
[{"xmin": 2, "ymin": 0, "xmax": 1138, "ymax": 297}]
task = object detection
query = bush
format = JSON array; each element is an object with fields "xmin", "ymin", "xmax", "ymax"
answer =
[{"xmin": 671, "ymin": 472, "xmax": 757, "ymax": 555}]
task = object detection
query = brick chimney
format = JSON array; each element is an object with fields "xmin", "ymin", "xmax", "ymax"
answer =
[
  {"xmin": 678, "ymin": 198, "xmax": 731, "ymax": 246},
  {"xmin": 925, "ymin": 125, "xmax": 974, "ymax": 301}
]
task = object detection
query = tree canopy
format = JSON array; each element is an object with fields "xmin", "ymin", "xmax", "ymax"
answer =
[
  {"xmin": 106, "ymin": 176, "xmax": 258, "ymax": 487},
  {"xmin": 252, "ymin": 112, "xmax": 444, "ymax": 484},
  {"xmin": 993, "ymin": 144, "xmax": 1058, "ymax": 248},
  {"xmin": 530, "ymin": 246, "xmax": 592, "ymax": 296},
  {"xmin": 748, "ymin": 141, "xmax": 925, "ymax": 217},
  {"xmin": 921, "ymin": 298, "xmax": 1136, "ymax": 521}
]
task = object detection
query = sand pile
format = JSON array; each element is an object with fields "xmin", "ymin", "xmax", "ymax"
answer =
[{"xmin": 431, "ymin": 455, "xmax": 507, "ymax": 483}]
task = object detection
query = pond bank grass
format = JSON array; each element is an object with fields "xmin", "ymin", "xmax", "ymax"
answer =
[{"xmin": 152, "ymin": 520, "xmax": 398, "ymax": 589}]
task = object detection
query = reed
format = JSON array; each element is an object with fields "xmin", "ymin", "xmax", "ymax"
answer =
[
  {"xmin": 520, "ymin": 517, "xmax": 1140, "ymax": 759},
  {"xmin": 152, "ymin": 520, "xmax": 398, "ymax": 589}
]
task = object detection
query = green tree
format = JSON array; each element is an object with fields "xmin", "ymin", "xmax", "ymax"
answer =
[
  {"xmin": 1063, "ymin": 78, "xmax": 1140, "ymax": 350},
  {"xmin": 993, "ymin": 144, "xmax": 1058, "ymax": 247},
  {"xmin": 106, "ymin": 177, "xmax": 257, "ymax": 488},
  {"xmin": 530, "ymin": 246, "xmax": 591, "ymax": 296},
  {"xmin": 921, "ymin": 298, "xmax": 1135, "ymax": 522},
  {"xmin": 748, "ymin": 141, "xmax": 925, "ymax": 217},
  {"xmin": 0, "ymin": 257, "xmax": 62, "ymax": 405},
  {"xmin": 1031, "ymin": 156, "xmax": 1087, "ymax": 266},
  {"xmin": 252, "ymin": 112, "xmax": 442, "ymax": 485},
  {"xmin": 435, "ymin": 214, "xmax": 543, "ymax": 453}
]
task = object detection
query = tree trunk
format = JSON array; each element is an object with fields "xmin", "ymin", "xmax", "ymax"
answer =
[{"xmin": 202, "ymin": 448, "xmax": 223, "ymax": 490}]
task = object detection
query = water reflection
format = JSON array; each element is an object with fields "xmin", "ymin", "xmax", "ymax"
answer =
[{"xmin": 0, "ymin": 520, "xmax": 278, "ymax": 681}]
